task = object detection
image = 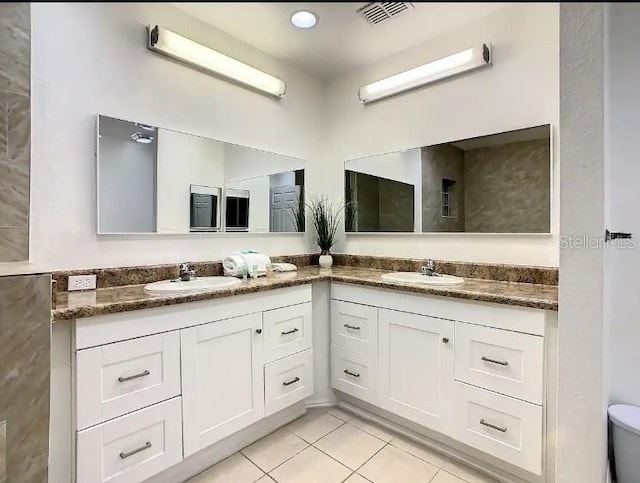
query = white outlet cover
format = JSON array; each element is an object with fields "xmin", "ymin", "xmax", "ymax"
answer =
[{"xmin": 68, "ymin": 275, "xmax": 97, "ymax": 291}]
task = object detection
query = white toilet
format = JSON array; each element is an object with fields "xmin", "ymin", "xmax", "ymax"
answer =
[{"xmin": 609, "ymin": 404, "xmax": 640, "ymax": 483}]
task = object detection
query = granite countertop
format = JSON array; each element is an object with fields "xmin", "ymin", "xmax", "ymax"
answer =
[{"xmin": 52, "ymin": 266, "xmax": 558, "ymax": 321}]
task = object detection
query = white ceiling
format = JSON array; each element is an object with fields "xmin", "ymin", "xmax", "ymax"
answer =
[{"xmin": 172, "ymin": 2, "xmax": 512, "ymax": 78}]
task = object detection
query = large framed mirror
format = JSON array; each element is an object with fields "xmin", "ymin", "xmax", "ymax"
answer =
[
  {"xmin": 97, "ymin": 115, "xmax": 305, "ymax": 234},
  {"xmin": 344, "ymin": 124, "xmax": 552, "ymax": 234}
]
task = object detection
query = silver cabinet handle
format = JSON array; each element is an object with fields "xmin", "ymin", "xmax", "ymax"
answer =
[
  {"xmin": 283, "ymin": 376, "xmax": 300, "ymax": 386},
  {"xmin": 480, "ymin": 419, "xmax": 507, "ymax": 433},
  {"xmin": 118, "ymin": 370, "xmax": 150, "ymax": 383},
  {"xmin": 281, "ymin": 328, "xmax": 299, "ymax": 336},
  {"xmin": 119, "ymin": 441, "xmax": 152, "ymax": 459},
  {"xmin": 344, "ymin": 324, "xmax": 360, "ymax": 331},
  {"xmin": 343, "ymin": 369, "xmax": 360, "ymax": 378},
  {"xmin": 481, "ymin": 356, "xmax": 509, "ymax": 366}
]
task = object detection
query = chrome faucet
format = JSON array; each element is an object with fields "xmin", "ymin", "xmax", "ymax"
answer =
[
  {"xmin": 179, "ymin": 263, "xmax": 196, "ymax": 282},
  {"xmin": 420, "ymin": 259, "xmax": 436, "ymax": 276}
]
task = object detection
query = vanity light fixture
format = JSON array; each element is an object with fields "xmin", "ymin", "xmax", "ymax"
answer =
[
  {"xmin": 147, "ymin": 25, "xmax": 287, "ymax": 98},
  {"xmin": 291, "ymin": 10, "xmax": 318, "ymax": 29},
  {"xmin": 358, "ymin": 43, "xmax": 492, "ymax": 104},
  {"xmin": 130, "ymin": 132, "xmax": 154, "ymax": 144}
]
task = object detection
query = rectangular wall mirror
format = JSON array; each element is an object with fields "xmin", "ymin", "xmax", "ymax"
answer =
[
  {"xmin": 344, "ymin": 124, "xmax": 552, "ymax": 234},
  {"xmin": 97, "ymin": 115, "xmax": 305, "ymax": 234}
]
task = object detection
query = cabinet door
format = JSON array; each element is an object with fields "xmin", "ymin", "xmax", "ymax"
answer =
[
  {"xmin": 181, "ymin": 313, "xmax": 264, "ymax": 456},
  {"xmin": 378, "ymin": 308, "xmax": 454, "ymax": 434}
]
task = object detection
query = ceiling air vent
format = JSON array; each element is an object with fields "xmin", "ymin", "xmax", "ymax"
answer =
[{"xmin": 357, "ymin": 2, "xmax": 414, "ymax": 25}]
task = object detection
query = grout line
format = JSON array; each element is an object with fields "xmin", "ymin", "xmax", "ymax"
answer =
[
  {"xmin": 262, "ymin": 411, "xmax": 347, "ymax": 476},
  {"xmin": 352, "ymin": 442, "xmax": 389, "ymax": 474}
]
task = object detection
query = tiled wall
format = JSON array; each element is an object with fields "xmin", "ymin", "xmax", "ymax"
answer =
[
  {"xmin": 465, "ymin": 139, "xmax": 551, "ymax": 233},
  {"xmin": 0, "ymin": 3, "xmax": 30, "ymax": 262},
  {"xmin": 421, "ymin": 144, "xmax": 466, "ymax": 232},
  {"xmin": 0, "ymin": 274, "xmax": 51, "ymax": 482}
]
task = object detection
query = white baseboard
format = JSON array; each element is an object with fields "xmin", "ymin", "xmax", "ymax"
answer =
[
  {"xmin": 148, "ymin": 403, "xmax": 306, "ymax": 483},
  {"xmin": 305, "ymin": 400, "xmax": 337, "ymax": 409}
]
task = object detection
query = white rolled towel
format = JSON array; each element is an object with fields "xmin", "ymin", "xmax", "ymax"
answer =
[
  {"xmin": 223, "ymin": 254, "xmax": 246, "ymax": 277},
  {"xmin": 223, "ymin": 252, "xmax": 272, "ymax": 278},
  {"xmin": 272, "ymin": 263, "xmax": 297, "ymax": 272}
]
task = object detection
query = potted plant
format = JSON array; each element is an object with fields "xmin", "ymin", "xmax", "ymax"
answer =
[{"xmin": 308, "ymin": 195, "xmax": 346, "ymax": 268}]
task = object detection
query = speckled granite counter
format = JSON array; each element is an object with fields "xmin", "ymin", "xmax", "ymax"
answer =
[{"xmin": 53, "ymin": 266, "xmax": 558, "ymax": 321}]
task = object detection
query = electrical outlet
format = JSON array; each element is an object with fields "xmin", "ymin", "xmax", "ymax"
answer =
[{"xmin": 68, "ymin": 275, "xmax": 97, "ymax": 292}]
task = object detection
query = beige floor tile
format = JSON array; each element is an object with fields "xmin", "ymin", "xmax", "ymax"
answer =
[
  {"xmin": 188, "ymin": 453, "xmax": 264, "ymax": 483},
  {"xmin": 347, "ymin": 417, "xmax": 396, "ymax": 442},
  {"xmin": 269, "ymin": 446, "xmax": 351, "ymax": 483},
  {"xmin": 440, "ymin": 460, "xmax": 499, "ymax": 483},
  {"xmin": 389, "ymin": 436, "xmax": 451, "ymax": 467},
  {"xmin": 242, "ymin": 428, "xmax": 308, "ymax": 472},
  {"xmin": 286, "ymin": 408, "xmax": 343, "ymax": 443},
  {"xmin": 324, "ymin": 406, "xmax": 353, "ymax": 422},
  {"xmin": 390, "ymin": 436, "xmax": 498, "ymax": 483},
  {"xmin": 255, "ymin": 476, "xmax": 275, "ymax": 483},
  {"xmin": 344, "ymin": 473, "xmax": 371, "ymax": 482},
  {"xmin": 431, "ymin": 470, "xmax": 468, "ymax": 483},
  {"xmin": 315, "ymin": 423, "xmax": 387, "ymax": 470},
  {"xmin": 359, "ymin": 445, "xmax": 439, "ymax": 483}
]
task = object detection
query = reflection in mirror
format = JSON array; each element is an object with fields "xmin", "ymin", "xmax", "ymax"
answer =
[
  {"xmin": 97, "ymin": 115, "xmax": 305, "ymax": 234},
  {"xmin": 344, "ymin": 125, "xmax": 551, "ymax": 234}
]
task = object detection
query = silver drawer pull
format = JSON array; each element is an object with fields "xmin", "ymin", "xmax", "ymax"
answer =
[
  {"xmin": 283, "ymin": 376, "xmax": 300, "ymax": 386},
  {"xmin": 481, "ymin": 356, "xmax": 509, "ymax": 366},
  {"xmin": 281, "ymin": 328, "xmax": 299, "ymax": 336},
  {"xmin": 343, "ymin": 369, "xmax": 360, "ymax": 378},
  {"xmin": 344, "ymin": 324, "xmax": 360, "ymax": 331},
  {"xmin": 480, "ymin": 419, "xmax": 508, "ymax": 433},
  {"xmin": 118, "ymin": 370, "xmax": 150, "ymax": 383},
  {"xmin": 119, "ymin": 441, "xmax": 152, "ymax": 459}
]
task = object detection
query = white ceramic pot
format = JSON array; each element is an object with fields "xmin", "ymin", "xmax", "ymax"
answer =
[{"xmin": 319, "ymin": 254, "xmax": 333, "ymax": 268}]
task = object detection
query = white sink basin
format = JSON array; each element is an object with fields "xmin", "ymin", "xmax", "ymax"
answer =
[
  {"xmin": 381, "ymin": 272, "xmax": 465, "ymax": 286},
  {"xmin": 144, "ymin": 276, "xmax": 242, "ymax": 295}
]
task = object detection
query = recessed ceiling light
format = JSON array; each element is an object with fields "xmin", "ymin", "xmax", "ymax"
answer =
[
  {"xmin": 131, "ymin": 132, "xmax": 154, "ymax": 144},
  {"xmin": 291, "ymin": 10, "xmax": 318, "ymax": 29}
]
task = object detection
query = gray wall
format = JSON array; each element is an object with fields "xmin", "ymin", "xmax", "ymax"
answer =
[
  {"xmin": 0, "ymin": 3, "xmax": 30, "ymax": 261},
  {"xmin": 0, "ymin": 274, "xmax": 51, "ymax": 483},
  {"xmin": 464, "ymin": 139, "xmax": 550, "ymax": 233},
  {"xmin": 98, "ymin": 118, "xmax": 157, "ymax": 233},
  {"xmin": 421, "ymin": 144, "xmax": 465, "ymax": 232}
]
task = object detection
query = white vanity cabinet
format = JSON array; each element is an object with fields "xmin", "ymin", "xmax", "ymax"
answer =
[
  {"xmin": 330, "ymin": 283, "xmax": 555, "ymax": 479},
  {"xmin": 71, "ymin": 286, "xmax": 313, "ymax": 483},
  {"xmin": 181, "ymin": 313, "xmax": 265, "ymax": 457},
  {"xmin": 378, "ymin": 308, "xmax": 454, "ymax": 434}
]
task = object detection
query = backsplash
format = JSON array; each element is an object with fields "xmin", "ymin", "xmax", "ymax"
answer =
[
  {"xmin": 0, "ymin": 3, "xmax": 30, "ymax": 262},
  {"xmin": 52, "ymin": 254, "xmax": 320, "ymax": 292},
  {"xmin": 52, "ymin": 253, "xmax": 557, "ymax": 293},
  {"xmin": 331, "ymin": 254, "xmax": 558, "ymax": 285}
]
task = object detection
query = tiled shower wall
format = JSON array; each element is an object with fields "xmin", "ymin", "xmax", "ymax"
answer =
[
  {"xmin": 0, "ymin": 3, "xmax": 30, "ymax": 262},
  {"xmin": 0, "ymin": 274, "xmax": 51, "ymax": 483}
]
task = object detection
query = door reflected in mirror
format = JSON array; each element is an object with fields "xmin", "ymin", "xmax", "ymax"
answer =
[
  {"xmin": 97, "ymin": 115, "xmax": 305, "ymax": 234},
  {"xmin": 344, "ymin": 125, "xmax": 551, "ymax": 234}
]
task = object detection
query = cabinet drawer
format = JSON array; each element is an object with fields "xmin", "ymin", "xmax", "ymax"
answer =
[
  {"xmin": 452, "ymin": 382, "xmax": 542, "ymax": 475},
  {"xmin": 264, "ymin": 302, "xmax": 312, "ymax": 363},
  {"xmin": 77, "ymin": 397, "xmax": 183, "ymax": 483},
  {"xmin": 331, "ymin": 345, "xmax": 377, "ymax": 405},
  {"xmin": 454, "ymin": 322, "xmax": 544, "ymax": 404},
  {"xmin": 265, "ymin": 349, "xmax": 314, "ymax": 416},
  {"xmin": 331, "ymin": 300, "xmax": 378, "ymax": 355},
  {"xmin": 76, "ymin": 331, "xmax": 181, "ymax": 430}
]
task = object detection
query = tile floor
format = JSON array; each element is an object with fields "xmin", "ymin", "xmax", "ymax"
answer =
[{"xmin": 187, "ymin": 408, "xmax": 499, "ymax": 483}]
